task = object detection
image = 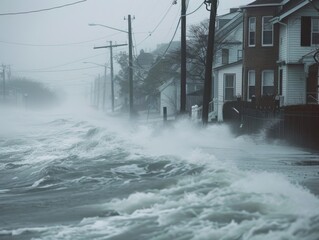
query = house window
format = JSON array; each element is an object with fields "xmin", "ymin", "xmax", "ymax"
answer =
[
  {"xmin": 224, "ymin": 74, "xmax": 235, "ymax": 101},
  {"xmin": 222, "ymin": 49, "xmax": 229, "ymax": 65},
  {"xmin": 248, "ymin": 70, "xmax": 256, "ymax": 100},
  {"xmin": 312, "ymin": 18, "xmax": 319, "ymax": 45},
  {"xmin": 262, "ymin": 70, "xmax": 275, "ymax": 95},
  {"xmin": 249, "ymin": 17, "xmax": 256, "ymax": 46},
  {"xmin": 262, "ymin": 16, "xmax": 273, "ymax": 46},
  {"xmin": 301, "ymin": 17, "xmax": 319, "ymax": 46}
]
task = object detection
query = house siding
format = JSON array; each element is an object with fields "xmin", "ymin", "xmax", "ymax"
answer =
[
  {"xmin": 277, "ymin": 2, "xmax": 318, "ymax": 106},
  {"xmin": 286, "ymin": 65, "xmax": 306, "ymax": 105},
  {"xmin": 215, "ymin": 63, "xmax": 242, "ymax": 121},
  {"xmin": 160, "ymin": 81, "xmax": 180, "ymax": 116},
  {"xmin": 286, "ymin": 4, "xmax": 319, "ymax": 63},
  {"xmin": 278, "ymin": 20, "xmax": 288, "ymax": 62}
]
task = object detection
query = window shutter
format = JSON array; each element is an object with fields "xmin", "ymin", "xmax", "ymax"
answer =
[{"xmin": 301, "ymin": 16, "xmax": 311, "ymax": 46}]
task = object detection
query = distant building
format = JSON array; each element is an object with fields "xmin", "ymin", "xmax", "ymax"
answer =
[
  {"xmin": 153, "ymin": 41, "xmax": 180, "ymax": 57},
  {"xmin": 136, "ymin": 49, "xmax": 154, "ymax": 69}
]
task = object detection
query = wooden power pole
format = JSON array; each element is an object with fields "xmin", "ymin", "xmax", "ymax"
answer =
[
  {"xmin": 202, "ymin": 0, "xmax": 217, "ymax": 125},
  {"xmin": 180, "ymin": 0, "xmax": 187, "ymax": 114},
  {"xmin": 94, "ymin": 42, "xmax": 127, "ymax": 112},
  {"xmin": 2, "ymin": 65, "xmax": 6, "ymax": 101},
  {"xmin": 127, "ymin": 15, "xmax": 134, "ymax": 118}
]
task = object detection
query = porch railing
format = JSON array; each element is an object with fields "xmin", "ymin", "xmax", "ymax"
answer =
[{"xmin": 191, "ymin": 101, "xmax": 214, "ymax": 122}]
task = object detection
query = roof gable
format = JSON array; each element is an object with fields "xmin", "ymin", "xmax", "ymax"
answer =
[
  {"xmin": 215, "ymin": 12, "xmax": 243, "ymax": 42},
  {"xmin": 272, "ymin": 0, "xmax": 310, "ymax": 22},
  {"xmin": 248, "ymin": 0, "xmax": 283, "ymax": 5},
  {"xmin": 241, "ymin": 0, "xmax": 284, "ymax": 8}
]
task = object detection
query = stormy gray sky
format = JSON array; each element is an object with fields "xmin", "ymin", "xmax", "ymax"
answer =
[{"xmin": 0, "ymin": 0, "xmax": 252, "ymax": 93}]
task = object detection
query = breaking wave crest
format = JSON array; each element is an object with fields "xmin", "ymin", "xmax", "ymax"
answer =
[{"xmin": 1, "ymin": 109, "xmax": 319, "ymax": 240}]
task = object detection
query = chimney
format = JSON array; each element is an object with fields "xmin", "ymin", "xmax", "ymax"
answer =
[{"xmin": 230, "ymin": 8, "xmax": 239, "ymax": 13}]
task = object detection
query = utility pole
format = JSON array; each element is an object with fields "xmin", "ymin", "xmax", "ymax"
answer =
[
  {"xmin": 110, "ymin": 41, "xmax": 115, "ymax": 112},
  {"xmin": 90, "ymin": 81, "xmax": 94, "ymax": 106},
  {"xmin": 96, "ymin": 74, "xmax": 100, "ymax": 109},
  {"xmin": 89, "ymin": 17, "xmax": 134, "ymax": 117},
  {"xmin": 202, "ymin": 0, "xmax": 217, "ymax": 125},
  {"xmin": 127, "ymin": 14, "xmax": 134, "ymax": 118},
  {"xmin": 180, "ymin": 0, "xmax": 187, "ymax": 114},
  {"xmin": 94, "ymin": 42, "xmax": 127, "ymax": 112},
  {"xmin": 103, "ymin": 65, "xmax": 107, "ymax": 111},
  {"xmin": 2, "ymin": 65, "xmax": 6, "ymax": 101}
]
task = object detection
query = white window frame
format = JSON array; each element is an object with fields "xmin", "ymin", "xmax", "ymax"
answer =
[
  {"xmin": 248, "ymin": 17, "xmax": 256, "ymax": 47},
  {"xmin": 262, "ymin": 70, "xmax": 275, "ymax": 95},
  {"xmin": 312, "ymin": 18, "xmax": 319, "ymax": 45},
  {"xmin": 224, "ymin": 74, "xmax": 236, "ymax": 101},
  {"xmin": 248, "ymin": 70, "xmax": 256, "ymax": 100},
  {"xmin": 262, "ymin": 16, "xmax": 274, "ymax": 46}
]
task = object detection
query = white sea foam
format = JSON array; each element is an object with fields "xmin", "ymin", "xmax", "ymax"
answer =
[{"xmin": 1, "ymin": 106, "xmax": 319, "ymax": 240}]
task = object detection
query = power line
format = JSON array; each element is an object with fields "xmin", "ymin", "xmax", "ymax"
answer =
[
  {"xmin": 136, "ymin": 2, "xmax": 175, "ymax": 47},
  {"xmin": 13, "ymin": 66, "xmax": 100, "ymax": 73},
  {"xmin": 0, "ymin": 0, "xmax": 87, "ymax": 16},
  {"xmin": 150, "ymin": 4, "xmax": 175, "ymax": 36},
  {"xmin": 0, "ymin": 33, "xmax": 120, "ymax": 47},
  {"xmin": 136, "ymin": 2, "xmax": 205, "ymax": 71},
  {"xmin": 139, "ymin": 18, "xmax": 181, "ymax": 73},
  {"xmin": 13, "ymin": 52, "xmax": 107, "ymax": 72},
  {"xmin": 185, "ymin": 2, "xmax": 205, "ymax": 16},
  {"xmin": 159, "ymin": 19, "xmax": 181, "ymax": 58}
]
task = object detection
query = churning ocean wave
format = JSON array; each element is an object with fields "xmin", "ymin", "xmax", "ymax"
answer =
[{"xmin": 1, "ymin": 107, "xmax": 319, "ymax": 240}]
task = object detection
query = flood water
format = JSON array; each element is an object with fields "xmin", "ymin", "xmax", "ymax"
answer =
[{"xmin": 1, "ymin": 106, "xmax": 319, "ymax": 240}]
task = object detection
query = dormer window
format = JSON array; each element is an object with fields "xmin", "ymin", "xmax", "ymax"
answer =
[{"xmin": 262, "ymin": 16, "xmax": 273, "ymax": 46}]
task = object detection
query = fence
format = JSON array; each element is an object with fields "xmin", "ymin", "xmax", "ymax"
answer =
[
  {"xmin": 191, "ymin": 101, "xmax": 214, "ymax": 122},
  {"xmin": 224, "ymin": 100, "xmax": 319, "ymax": 149}
]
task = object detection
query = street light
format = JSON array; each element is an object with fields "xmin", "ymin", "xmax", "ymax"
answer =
[
  {"xmin": 83, "ymin": 61, "xmax": 108, "ymax": 111},
  {"xmin": 88, "ymin": 23, "xmax": 128, "ymax": 34},
  {"xmin": 89, "ymin": 16, "xmax": 134, "ymax": 118}
]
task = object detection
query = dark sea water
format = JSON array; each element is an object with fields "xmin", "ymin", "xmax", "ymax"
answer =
[{"xmin": 1, "ymin": 106, "xmax": 319, "ymax": 240}]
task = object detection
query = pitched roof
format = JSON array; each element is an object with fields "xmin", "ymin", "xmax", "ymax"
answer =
[
  {"xmin": 215, "ymin": 12, "xmax": 243, "ymax": 42},
  {"xmin": 242, "ymin": 0, "xmax": 311, "ymax": 22},
  {"xmin": 271, "ymin": 0, "xmax": 310, "ymax": 22},
  {"xmin": 280, "ymin": 0, "xmax": 305, "ymax": 13},
  {"xmin": 247, "ymin": 0, "xmax": 283, "ymax": 5},
  {"xmin": 240, "ymin": 0, "xmax": 284, "ymax": 8},
  {"xmin": 213, "ymin": 59, "xmax": 243, "ymax": 71}
]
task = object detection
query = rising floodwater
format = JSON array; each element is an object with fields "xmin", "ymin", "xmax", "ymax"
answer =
[{"xmin": 1, "ymin": 106, "xmax": 319, "ymax": 240}]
